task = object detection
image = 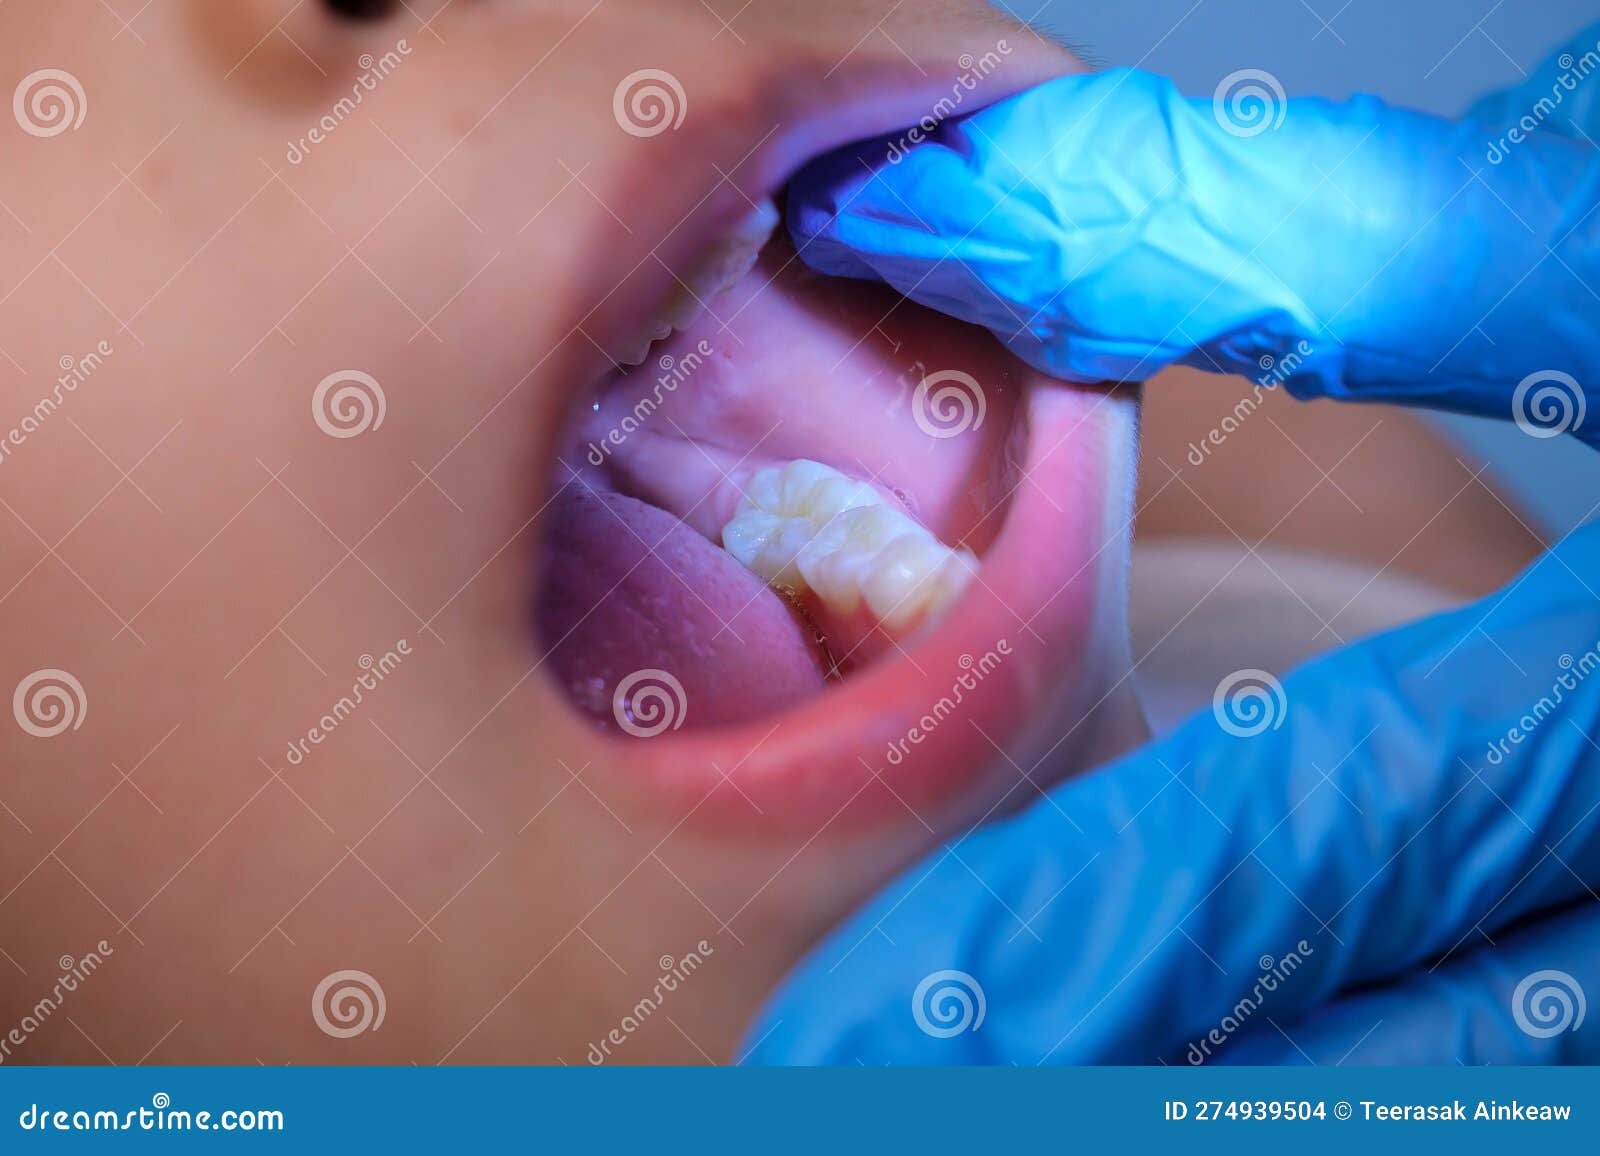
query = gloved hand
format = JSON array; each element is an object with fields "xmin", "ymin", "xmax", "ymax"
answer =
[
  {"xmin": 743, "ymin": 520, "xmax": 1600, "ymax": 1064},
  {"xmin": 787, "ymin": 24, "xmax": 1600, "ymax": 445}
]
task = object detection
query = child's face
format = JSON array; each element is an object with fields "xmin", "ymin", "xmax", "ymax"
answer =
[{"xmin": 1, "ymin": 1, "xmax": 1136, "ymax": 1062}]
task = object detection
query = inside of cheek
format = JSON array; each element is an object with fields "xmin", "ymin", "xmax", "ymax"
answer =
[{"xmin": 531, "ymin": 243, "xmax": 1023, "ymax": 736}]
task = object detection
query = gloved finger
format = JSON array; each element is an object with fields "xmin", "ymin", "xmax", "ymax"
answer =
[
  {"xmin": 1217, "ymin": 899, "xmax": 1600, "ymax": 1065},
  {"xmin": 1464, "ymin": 20, "xmax": 1600, "ymax": 142},
  {"xmin": 786, "ymin": 69, "xmax": 1258, "ymax": 383},
  {"xmin": 787, "ymin": 70, "xmax": 1600, "ymax": 443},
  {"xmin": 744, "ymin": 523, "xmax": 1600, "ymax": 1064}
]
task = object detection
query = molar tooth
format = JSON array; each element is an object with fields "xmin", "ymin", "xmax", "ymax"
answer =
[
  {"xmin": 934, "ymin": 550, "xmax": 979, "ymax": 609},
  {"xmin": 846, "ymin": 505, "xmax": 904, "ymax": 545},
  {"xmin": 740, "ymin": 468, "xmax": 785, "ymax": 514},
  {"xmin": 862, "ymin": 534, "xmax": 949, "ymax": 629},
  {"xmin": 757, "ymin": 519, "xmax": 816, "ymax": 586},
  {"xmin": 805, "ymin": 560, "xmax": 863, "ymax": 613},
  {"xmin": 720, "ymin": 508, "xmax": 780, "ymax": 570},
  {"xmin": 775, "ymin": 459, "xmax": 841, "ymax": 514},
  {"xmin": 720, "ymin": 460, "xmax": 975, "ymax": 635},
  {"xmin": 809, "ymin": 477, "xmax": 880, "ymax": 521}
]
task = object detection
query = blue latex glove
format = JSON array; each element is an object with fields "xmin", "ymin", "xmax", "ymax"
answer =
[
  {"xmin": 743, "ymin": 521, "xmax": 1600, "ymax": 1064},
  {"xmin": 787, "ymin": 25, "xmax": 1600, "ymax": 444}
]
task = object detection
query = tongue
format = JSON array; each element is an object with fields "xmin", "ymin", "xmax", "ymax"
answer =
[{"xmin": 538, "ymin": 489, "xmax": 832, "ymax": 732}]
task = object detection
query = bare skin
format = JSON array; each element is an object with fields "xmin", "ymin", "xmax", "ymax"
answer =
[
  {"xmin": 1138, "ymin": 366, "xmax": 1544, "ymax": 598},
  {"xmin": 0, "ymin": 1, "xmax": 1155, "ymax": 1064}
]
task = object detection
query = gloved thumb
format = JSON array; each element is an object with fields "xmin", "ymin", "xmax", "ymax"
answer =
[{"xmin": 788, "ymin": 68, "xmax": 1600, "ymax": 444}]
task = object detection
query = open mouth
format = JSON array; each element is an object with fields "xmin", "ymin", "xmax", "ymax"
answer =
[
  {"xmin": 542, "ymin": 203, "xmax": 1023, "ymax": 713},
  {"xmin": 527, "ymin": 88, "xmax": 1135, "ymax": 832}
]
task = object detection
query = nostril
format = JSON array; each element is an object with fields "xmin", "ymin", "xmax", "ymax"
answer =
[{"xmin": 322, "ymin": 0, "xmax": 399, "ymax": 20}]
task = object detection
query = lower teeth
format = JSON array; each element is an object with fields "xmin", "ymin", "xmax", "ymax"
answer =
[{"xmin": 721, "ymin": 459, "xmax": 976, "ymax": 634}]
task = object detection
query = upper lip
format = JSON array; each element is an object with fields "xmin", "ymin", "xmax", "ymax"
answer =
[{"xmin": 564, "ymin": 41, "xmax": 1079, "ymax": 390}]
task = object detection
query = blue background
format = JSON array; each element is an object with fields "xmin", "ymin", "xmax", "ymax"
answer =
[{"xmin": 994, "ymin": 0, "xmax": 1600, "ymax": 536}]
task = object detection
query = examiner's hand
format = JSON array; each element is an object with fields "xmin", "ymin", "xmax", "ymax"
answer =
[
  {"xmin": 743, "ymin": 523, "xmax": 1600, "ymax": 1064},
  {"xmin": 786, "ymin": 24, "xmax": 1600, "ymax": 445}
]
